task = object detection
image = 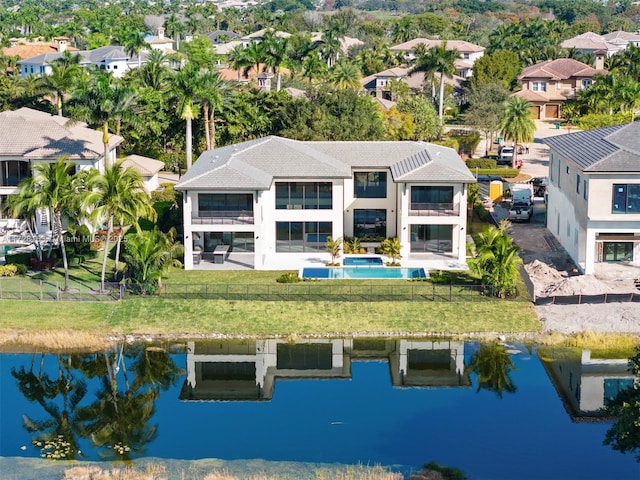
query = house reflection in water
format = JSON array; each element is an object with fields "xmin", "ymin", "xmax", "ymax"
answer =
[
  {"xmin": 179, "ymin": 338, "xmax": 471, "ymax": 402},
  {"xmin": 541, "ymin": 349, "xmax": 635, "ymax": 419}
]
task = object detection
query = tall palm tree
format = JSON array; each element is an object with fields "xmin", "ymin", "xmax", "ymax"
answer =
[
  {"xmin": 410, "ymin": 42, "xmax": 459, "ymax": 121},
  {"xmin": 68, "ymin": 72, "xmax": 138, "ymax": 167},
  {"xmin": 227, "ymin": 44, "xmax": 252, "ymax": 81},
  {"xmin": 301, "ymin": 53, "xmax": 326, "ymax": 84},
  {"xmin": 499, "ymin": 96, "xmax": 536, "ymax": 166},
  {"xmin": 171, "ymin": 63, "xmax": 200, "ymax": 170},
  {"xmin": 136, "ymin": 49, "xmax": 170, "ymax": 90},
  {"xmin": 327, "ymin": 59, "xmax": 362, "ymax": 90},
  {"xmin": 37, "ymin": 55, "xmax": 81, "ymax": 117},
  {"xmin": 18, "ymin": 157, "xmax": 77, "ymax": 291},
  {"xmin": 262, "ymin": 32, "xmax": 289, "ymax": 92},
  {"xmin": 85, "ymin": 161, "xmax": 154, "ymax": 292},
  {"xmin": 124, "ymin": 30, "xmax": 146, "ymax": 69},
  {"xmin": 164, "ymin": 14, "xmax": 184, "ymax": 51},
  {"xmin": 195, "ymin": 68, "xmax": 230, "ymax": 150}
]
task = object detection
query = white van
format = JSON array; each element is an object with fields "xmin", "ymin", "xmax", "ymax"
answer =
[{"xmin": 497, "ymin": 146, "xmax": 514, "ymax": 166}]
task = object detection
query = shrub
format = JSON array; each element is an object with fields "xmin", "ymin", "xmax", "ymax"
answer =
[
  {"xmin": 151, "ymin": 183, "xmax": 177, "ymax": 203},
  {"xmin": 0, "ymin": 264, "xmax": 18, "ymax": 277},
  {"xmin": 5, "ymin": 251, "xmax": 33, "ymax": 267},
  {"xmin": 433, "ymin": 138, "xmax": 459, "ymax": 151},
  {"xmin": 466, "ymin": 158, "xmax": 497, "ymax": 169},
  {"xmin": 14, "ymin": 264, "xmax": 27, "ymax": 275},
  {"xmin": 276, "ymin": 272, "xmax": 301, "ymax": 283}
]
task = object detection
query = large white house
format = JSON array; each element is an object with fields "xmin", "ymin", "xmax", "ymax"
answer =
[
  {"xmin": 0, "ymin": 108, "xmax": 122, "ymax": 232},
  {"xmin": 544, "ymin": 123, "xmax": 640, "ymax": 275},
  {"xmin": 175, "ymin": 136, "xmax": 475, "ymax": 270}
]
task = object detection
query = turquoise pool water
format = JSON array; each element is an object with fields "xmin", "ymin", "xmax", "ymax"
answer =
[
  {"xmin": 302, "ymin": 267, "xmax": 427, "ymax": 279},
  {"xmin": 343, "ymin": 256, "xmax": 383, "ymax": 266}
]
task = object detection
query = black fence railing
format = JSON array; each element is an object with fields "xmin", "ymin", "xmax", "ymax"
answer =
[
  {"xmin": 0, "ymin": 279, "xmax": 123, "ymax": 301},
  {"xmin": 156, "ymin": 283, "xmax": 503, "ymax": 302},
  {"xmin": 534, "ymin": 292, "xmax": 640, "ymax": 306}
]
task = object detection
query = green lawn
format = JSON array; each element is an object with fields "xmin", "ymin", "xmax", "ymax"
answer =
[{"xmin": 0, "ymin": 258, "xmax": 542, "ymax": 339}]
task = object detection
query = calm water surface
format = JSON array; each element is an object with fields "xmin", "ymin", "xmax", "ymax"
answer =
[{"xmin": 0, "ymin": 338, "xmax": 638, "ymax": 480}]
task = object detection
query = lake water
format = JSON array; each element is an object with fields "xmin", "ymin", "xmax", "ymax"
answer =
[{"xmin": 0, "ymin": 338, "xmax": 638, "ymax": 479}]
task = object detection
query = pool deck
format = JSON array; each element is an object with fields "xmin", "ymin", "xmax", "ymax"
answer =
[{"xmin": 193, "ymin": 252, "xmax": 469, "ymax": 272}]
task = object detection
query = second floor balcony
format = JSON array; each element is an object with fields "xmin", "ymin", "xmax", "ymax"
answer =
[
  {"xmin": 193, "ymin": 210, "xmax": 254, "ymax": 225},
  {"xmin": 409, "ymin": 202, "xmax": 459, "ymax": 216}
]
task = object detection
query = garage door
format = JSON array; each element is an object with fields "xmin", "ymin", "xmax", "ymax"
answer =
[
  {"xmin": 546, "ymin": 104, "xmax": 559, "ymax": 119},
  {"xmin": 529, "ymin": 106, "xmax": 540, "ymax": 119}
]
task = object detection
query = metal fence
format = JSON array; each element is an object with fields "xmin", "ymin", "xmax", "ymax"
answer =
[
  {"xmin": 157, "ymin": 282, "xmax": 503, "ymax": 302},
  {"xmin": 534, "ymin": 292, "xmax": 640, "ymax": 306},
  {"xmin": 0, "ymin": 279, "xmax": 123, "ymax": 301}
]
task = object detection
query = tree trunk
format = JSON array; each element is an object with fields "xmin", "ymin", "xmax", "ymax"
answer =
[
  {"xmin": 210, "ymin": 107, "xmax": 216, "ymax": 150},
  {"xmin": 56, "ymin": 211, "xmax": 70, "ymax": 292},
  {"xmin": 101, "ymin": 216, "xmax": 113, "ymax": 292},
  {"xmin": 114, "ymin": 228, "xmax": 123, "ymax": 277},
  {"xmin": 186, "ymin": 118, "xmax": 193, "ymax": 170},
  {"xmin": 102, "ymin": 121, "xmax": 110, "ymax": 168},
  {"xmin": 202, "ymin": 104, "xmax": 211, "ymax": 150},
  {"xmin": 438, "ymin": 74, "xmax": 445, "ymax": 121},
  {"xmin": 57, "ymin": 93, "xmax": 63, "ymax": 117},
  {"xmin": 276, "ymin": 70, "xmax": 281, "ymax": 92}
]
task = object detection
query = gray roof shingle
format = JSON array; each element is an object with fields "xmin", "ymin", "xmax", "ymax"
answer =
[
  {"xmin": 176, "ymin": 136, "xmax": 475, "ymax": 190},
  {"xmin": 543, "ymin": 122, "xmax": 640, "ymax": 172},
  {"xmin": 0, "ymin": 107, "xmax": 123, "ymax": 160}
]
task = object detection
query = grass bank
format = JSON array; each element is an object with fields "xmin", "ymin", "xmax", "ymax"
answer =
[{"xmin": 0, "ymin": 259, "xmax": 541, "ymax": 348}]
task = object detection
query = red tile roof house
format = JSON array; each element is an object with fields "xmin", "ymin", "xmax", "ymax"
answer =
[{"xmin": 514, "ymin": 58, "xmax": 608, "ymax": 120}]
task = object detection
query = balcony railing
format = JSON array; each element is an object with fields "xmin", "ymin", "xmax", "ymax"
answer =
[
  {"xmin": 193, "ymin": 210, "xmax": 254, "ymax": 225},
  {"xmin": 409, "ymin": 202, "xmax": 459, "ymax": 216}
]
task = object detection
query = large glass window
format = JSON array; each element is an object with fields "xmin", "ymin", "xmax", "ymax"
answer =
[
  {"xmin": 276, "ymin": 221, "xmax": 332, "ymax": 252},
  {"xmin": 612, "ymin": 184, "xmax": 640, "ymax": 214},
  {"xmin": 410, "ymin": 186, "xmax": 454, "ymax": 210},
  {"xmin": 410, "ymin": 225, "xmax": 453, "ymax": 253},
  {"xmin": 275, "ymin": 182, "xmax": 332, "ymax": 209},
  {"xmin": 603, "ymin": 242, "xmax": 633, "ymax": 262},
  {"xmin": 1, "ymin": 161, "xmax": 30, "ymax": 187},
  {"xmin": 354, "ymin": 209, "xmax": 386, "ymax": 238},
  {"xmin": 354, "ymin": 172, "xmax": 387, "ymax": 198},
  {"xmin": 198, "ymin": 194, "xmax": 253, "ymax": 214}
]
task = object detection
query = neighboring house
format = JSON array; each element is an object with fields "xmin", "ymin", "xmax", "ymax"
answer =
[
  {"xmin": 144, "ymin": 26, "xmax": 175, "ymax": 54},
  {"xmin": 560, "ymin": 31, "xmax": 621, "ymax": 56},
  {"xmin": 0, "ymin": 107, "xmax": 122, "ymax": 231},
  {"xmin": 2, "ymin": 37, "xmax": 77, "ymax": 59},
  {"xmin": 389, "ymin": 38, "xmax": 485, "ymax": 78},
  {"xmin": 543, "ymin": 122, "xmax": 640, "ymax": 275},
  {"xmin": 175, "ymin": 136, "xmax": 475, "ymax": 270},
  {"xmin": 361, "ymin": 67, "xmax": 464, "ymax": 101},
  {"xmin": 241, "ymin": 28, "xmax": 292, "ymax": 48},
  {"xmin": 17, "ymin": 45, "xmax": 144, "ymax": 78},
  {"xmin": 206, "ymin": 30, "xmax": 242, "ymax": 45},
  {"xmin": 602, "ymin": 30, "xmax": 640, "ymax": 50},
  {"xmin": 514, "ymin": 58, "xmax": 608, "ymax": 120},
  {"xmin": 121, "ymin": 155, "xmax": 165, "ymax": 194}
]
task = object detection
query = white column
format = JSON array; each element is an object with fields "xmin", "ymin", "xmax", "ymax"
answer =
[
  {"xmin": 183, "ymin": 191, "xmax": 194, "ymax": 270},
  {"xmin": 584, "ymin": 228, "xmax": 596, "ymax": 274}
]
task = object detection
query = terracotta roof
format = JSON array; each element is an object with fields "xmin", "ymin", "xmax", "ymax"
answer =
[
  {"xmin": 519, "ymin": 58, "xmax": 607, "ymax": 81},
  {"xmin": 512, "ymin": 89, "xmax": 559, "ymax": 102},
  {"xmin": 2, "ymin": 43, "xmax": 78, "ymax": 60},
  {"xmin": 390, "ymin": 38, "xmax": 484, "ymax": 53}
]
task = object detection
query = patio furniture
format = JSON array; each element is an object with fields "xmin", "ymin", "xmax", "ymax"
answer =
[{"xmin": 213, "ymin": 245, "xmax": 229, "ymax": 264}]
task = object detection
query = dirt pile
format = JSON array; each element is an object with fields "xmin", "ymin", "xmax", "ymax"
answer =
[{"xmin": 524, "ymin": 259, "xmax": 614, "ymax": 297}]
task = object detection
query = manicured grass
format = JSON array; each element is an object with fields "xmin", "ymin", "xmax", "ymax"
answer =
[{"xmin": 0, "ymin": 252, "xmax": 542, "ymax": 344}]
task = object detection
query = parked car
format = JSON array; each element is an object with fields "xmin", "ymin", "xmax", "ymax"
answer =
[
  {"xmin": 507, "ymin": 202, "xmax": 533, "ymax": 222},
  {"xmin": 530, "ymin": 177, "xmax": 548, "ymax": 197},
  {"xmin": 476, "ymin": 175, "xmax": 503, "ymax": 182}
]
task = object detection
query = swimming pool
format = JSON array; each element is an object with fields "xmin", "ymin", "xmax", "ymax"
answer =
[
  {"xmin": 343, "ymin": 256, "xmax": 384, "ymax": 266},
  {"xmin": 302, "ymin": 267, "xmax": 427, "ymax": 279}
]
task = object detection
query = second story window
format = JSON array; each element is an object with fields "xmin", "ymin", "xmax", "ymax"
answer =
[
  {"xmin": 275, "ymin": 182, "xmax": 332, "ymax": 210},
  {"xmin": 354, "ymin": 172, "xmax": 387, "ymax": 198},
  {"xmin": 582, "ymin": 79, "xmax": 592, "ymax": 88},
  {"xmin": 532, "ymin": 81, "xmax": 547, "ymax": 92},
  {"xmin": 612, "ymin": 184, "xmax": 640, "ymax": 214}
]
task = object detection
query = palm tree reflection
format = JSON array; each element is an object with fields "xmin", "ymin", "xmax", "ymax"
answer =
[{"xmin": 466, "ymin": 342, "xmax": 517, "ymax": 398}]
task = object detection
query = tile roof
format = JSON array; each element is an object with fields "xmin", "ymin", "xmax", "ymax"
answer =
[
  {"xmin": 17, "ymin": 46, "xmax": 142, "ymax": 65},
  {"xmin": 560, "ymin": 32, "xmax": 618, "ymax": 52},
  {"xmin": 602, "ymin": 30, "xmax": 640, "ymax": 44},
  {"xmin": 519, "ymin": 58, "xmax": 607, "ymax": 80},
  {"xmin": 390, "ymin": 38, "xmax": 484, "ymax": 53},
  {"xmin": 543, "ymin": 122, "xmax": 640, "ymax": 172},
  {"xmin": 0, "ymin": 107, "xmax": 123, "ymax": 160},
  {"xmin": 2, "ymin": 43, "xmax": 78, "ymax": 60},
  {"xmin": 175, "ymin": 136, "xmax": 475, "ymax": 191},
  {"xmin": 121, "ymin": 155, "xmax": 164, "ymax": 176}
]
